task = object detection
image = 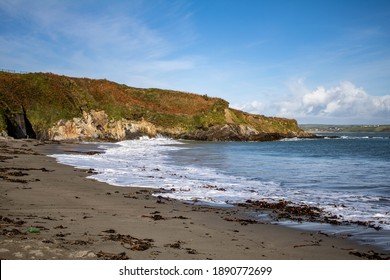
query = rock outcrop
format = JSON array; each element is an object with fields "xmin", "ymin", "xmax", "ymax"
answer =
[
  {"xmin": 2, "ymin": 107, "xmax": 36, "ymax": 139},
  {"xmin": 48, "ymin": 110, "xmax": 185, "ymax": 141},
  {"xmin": 180, "ymin": 123, "xmax": 307, "ymax": 142}
]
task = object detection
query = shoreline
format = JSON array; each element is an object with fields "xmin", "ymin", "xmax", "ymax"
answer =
[{"xmin": 1, "ymin": 138, "xmax": 389, "ymax": 260}]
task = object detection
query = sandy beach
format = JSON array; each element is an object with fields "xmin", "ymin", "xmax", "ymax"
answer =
[{"xmin": 0, "ymin": 138, "xmax": 388, "ymax": 260}]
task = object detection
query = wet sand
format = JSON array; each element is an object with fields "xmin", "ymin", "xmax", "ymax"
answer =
[{"xmin": 0, "ymin": 138, "xmax": 388, "ymax": 260}]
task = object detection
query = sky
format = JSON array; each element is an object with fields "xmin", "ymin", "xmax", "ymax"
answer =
[{"xmin": 1, "ymin": 0, "xmax": 390, "ymax": 124}]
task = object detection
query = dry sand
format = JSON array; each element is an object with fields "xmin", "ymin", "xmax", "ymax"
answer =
[{"xmin": 0, "ymin": 138, "xmax": 388, "ymax": 260}]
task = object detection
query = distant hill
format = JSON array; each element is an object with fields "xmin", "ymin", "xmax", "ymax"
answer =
[
  {"xmin": 0, "ymin": 71, "xmax": 311, "ymax": 141},
  {"xmin": 300, "ymin": 124, "xmax": 390, "ymax": 133}
]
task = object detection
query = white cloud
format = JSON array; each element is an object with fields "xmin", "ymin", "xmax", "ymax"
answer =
[
  {"xmin": 234, "ymin": 80, "xmax": 390, "ymax": 124},
  {"xmin": 233, "ymin": 101, "xmax": 266, "ymax": 114},
  {"xmin": 283, "ymin": 81, "xmax": 390, "ymax": 120}
]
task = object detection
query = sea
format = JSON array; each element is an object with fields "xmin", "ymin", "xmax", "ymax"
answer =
[{"xmin": 50, "ymin": 132, "xmax": 390, "ymax": 251}]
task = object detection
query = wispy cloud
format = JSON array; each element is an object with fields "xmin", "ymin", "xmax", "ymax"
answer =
[{"xmin": 0, "ymin": 0, "xmax": 199, "ymax": 85}]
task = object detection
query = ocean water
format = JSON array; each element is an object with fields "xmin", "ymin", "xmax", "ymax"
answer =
[{"xmin": 50, "ymin": 133, "xmax": 390, "ymax": 250}]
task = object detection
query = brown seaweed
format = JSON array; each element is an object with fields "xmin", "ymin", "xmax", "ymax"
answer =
[{"xmin": 103, "ymin": 233, "xmax": 154, "ymax": 251}]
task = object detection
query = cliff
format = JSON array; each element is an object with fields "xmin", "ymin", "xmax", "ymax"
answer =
[{"xmin": 0, "ymin": 71, "xmax": 312, "ymax": 141}]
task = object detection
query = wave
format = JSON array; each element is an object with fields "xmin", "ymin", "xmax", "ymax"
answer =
[
  {"xmin": 339, "ymin": 135, "xmax": 389, "ymax": 140},
  {"xmin": 279, "ymin": 137, "xmax": 315, "ymax": 142}
]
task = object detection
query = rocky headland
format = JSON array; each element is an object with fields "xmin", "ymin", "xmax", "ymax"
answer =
[{"xmin": 0, "ymin": 71, "xmax": 313, "ymax": 142}]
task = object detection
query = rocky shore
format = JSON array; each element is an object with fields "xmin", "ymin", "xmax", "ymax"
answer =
[
  {"xmin": 47, "ymin": 110, "xmax": 314, "ymax": 142},
  {"xmin": 1, "ymin": 137, "xmax": 389, "ymax": 260}
]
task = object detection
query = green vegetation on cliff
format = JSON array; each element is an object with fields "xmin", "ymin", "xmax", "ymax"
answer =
[{"xmin": 0, "ymin": 71, "xmax": 307, "ymax": 140}]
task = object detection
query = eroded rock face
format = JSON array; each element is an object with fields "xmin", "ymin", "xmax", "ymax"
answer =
[{"xmin": 48, "ymin": 110, "xmax": 160, "ymax": 141}]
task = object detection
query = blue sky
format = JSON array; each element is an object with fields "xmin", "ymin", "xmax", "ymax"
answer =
[{"xmin": 1, "ymin": 0, "xmax": 390, "ymax": 124}]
